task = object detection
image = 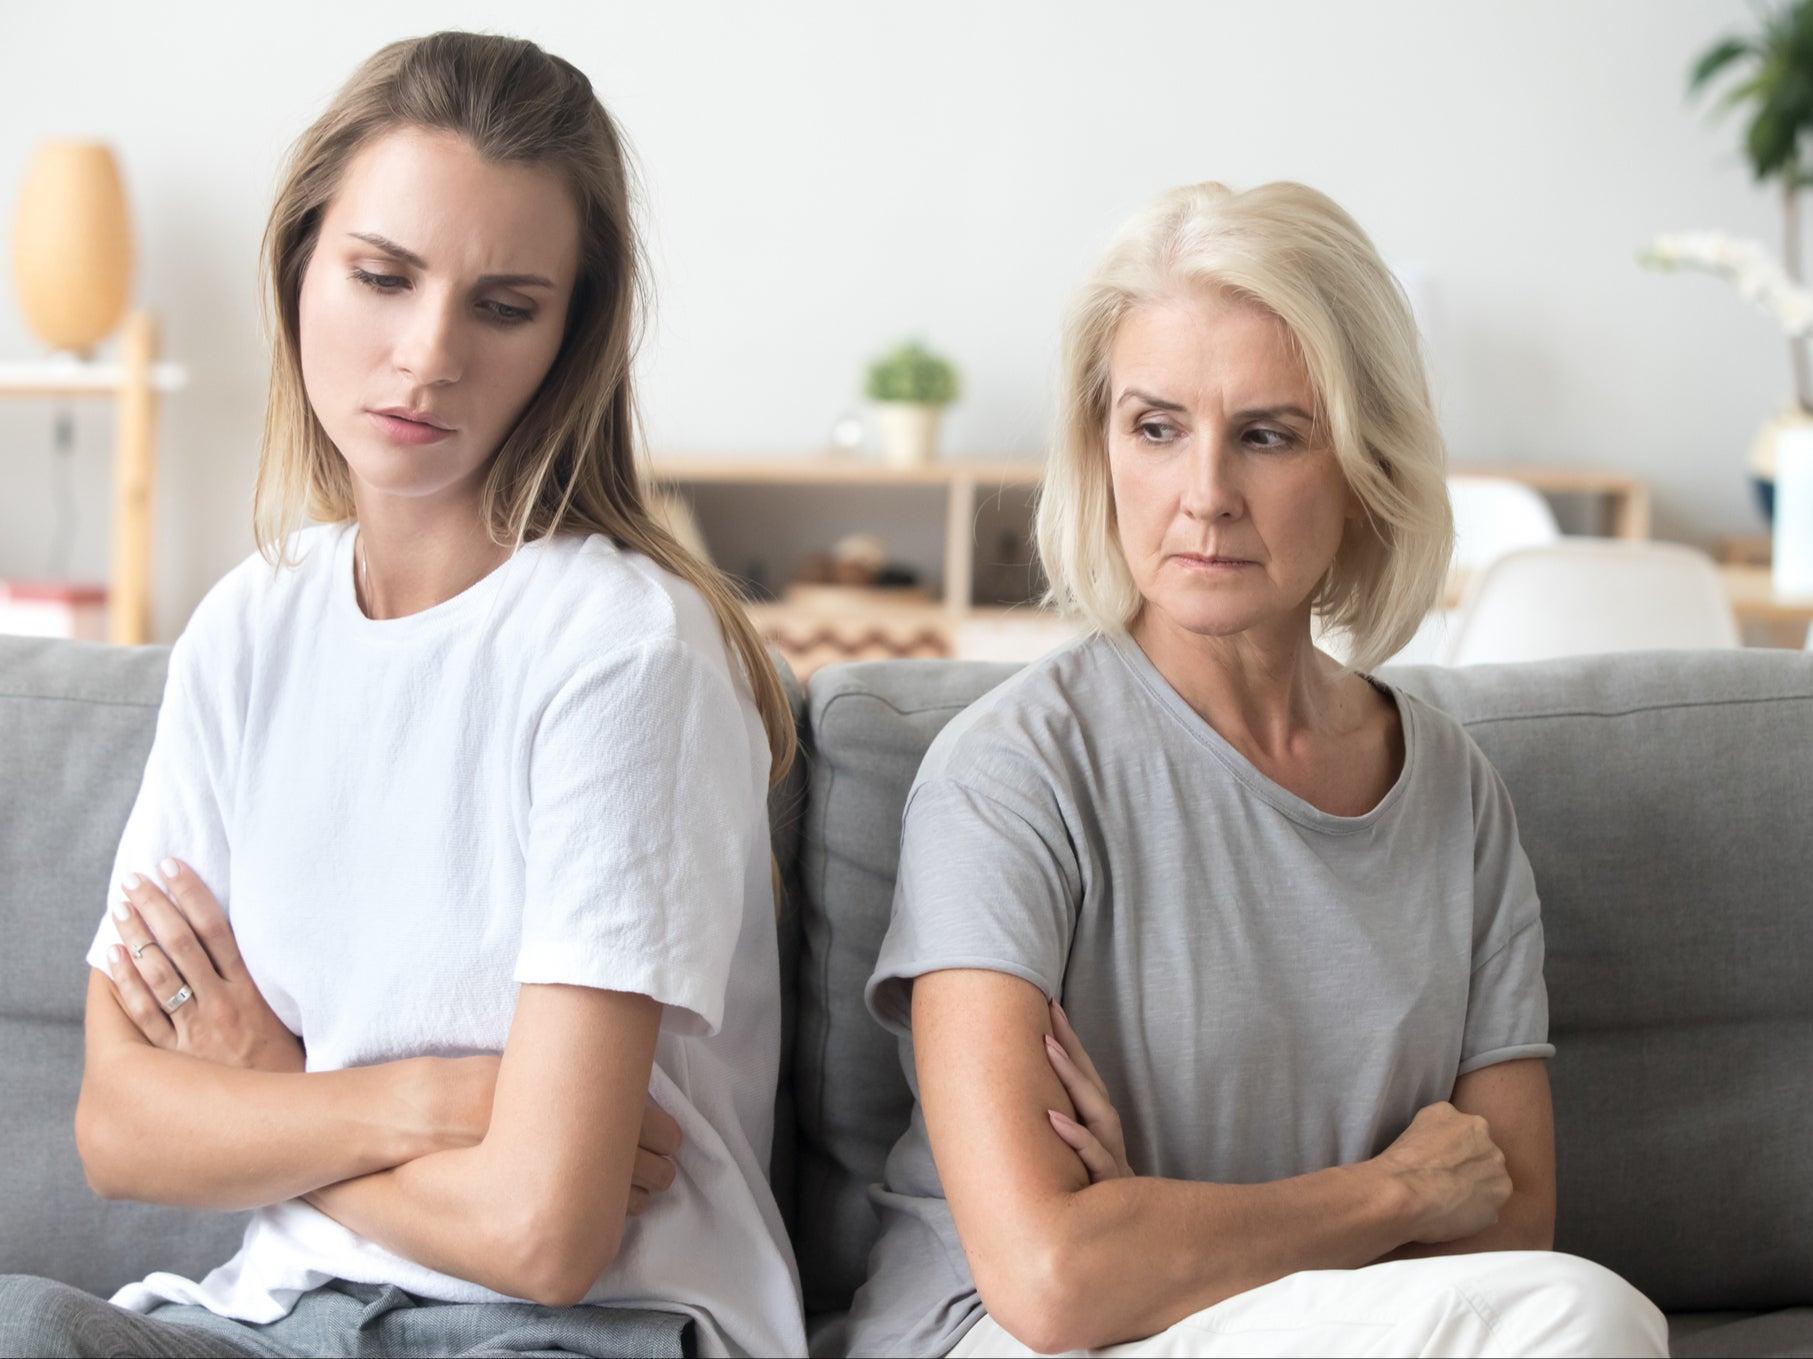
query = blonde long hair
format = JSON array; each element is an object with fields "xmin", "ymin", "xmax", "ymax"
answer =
[
  {"xmin": 253, "ymin": 32, "xmax": 794, "ymax": 781},
  {"xmin": 1037, "ymin": 181, "xmax": 1452, "ymax": 672}
]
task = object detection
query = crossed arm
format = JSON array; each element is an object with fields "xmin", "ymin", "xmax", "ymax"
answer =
[
  {"xmin": 77, "ymin": 860, "xmax": 677, "ymax": 1306},
  {"xmin": 917, "ymin": 968, "xmax": 1555, "ymax": 1355}
]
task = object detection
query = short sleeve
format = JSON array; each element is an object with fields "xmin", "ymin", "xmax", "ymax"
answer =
[
  {"xmin": 1458, "ymin": 750, "xmax": 1555, "ymax": 1074},
  {"xmin": 516, "ymin": 638, "xmax": 762, "ymax": 1038},
  {"xmin": 866, "ymin": 774, "xmax": 1080, "ymax": 1035},
  {"xmin": 85, "ymin": 593, "xmax": 241, "ymax": 973}
]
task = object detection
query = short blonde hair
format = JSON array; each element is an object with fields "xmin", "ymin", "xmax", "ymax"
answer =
[{"xmin": 1036, "ymin": 181, "xmax": 1452, "ymax": 672}]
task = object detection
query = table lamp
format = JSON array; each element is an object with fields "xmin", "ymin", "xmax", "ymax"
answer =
[{"xmin": 11, "ymin": 141, "xmax": 133, "ymax": 355}]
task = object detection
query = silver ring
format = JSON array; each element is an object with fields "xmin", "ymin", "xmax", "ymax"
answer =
[
  {"xmin": 161, "ymin": 985, "xmax": 193, "ymax": 1014},
  {"xmin": 130, "ymin": 941, "xmax": 151, "ymax": 960}
]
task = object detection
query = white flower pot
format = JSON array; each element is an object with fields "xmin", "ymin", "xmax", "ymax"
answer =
[
  {"xmin": 1774, "ymin": 428, "xmax": 1813, "ymax": 594},
  {"xmin": 876, "ymin": 402, "xmax": 942, "ymax": 468}
]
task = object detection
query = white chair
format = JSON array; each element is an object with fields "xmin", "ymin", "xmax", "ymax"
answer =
[
  {"xmin": 1370, "ymin": 476, "xmax": 1563, "ymax": 667},
  {"xmin": 1447, "ymin": 475, "xmax": 1562, "ymax": 574},
  {"xmin": 1444, "ymin": 539, "xmax": 1740, "ymax": 666}
]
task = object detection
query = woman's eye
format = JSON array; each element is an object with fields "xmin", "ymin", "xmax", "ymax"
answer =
[
  {"xmin": 1245, "ymin": 427, "xmax": 1294, "ymax": 451},
  {"xmin": 1134, "ymin": 419, "xmax": 1177, "ymax": 444},
  {"xmin": 350, "ymin": 268, "xmax": 408, "ymax": 292},
  {"xmin": 480, "ymin": 299, "xmax": 533, "ymax": 325}
]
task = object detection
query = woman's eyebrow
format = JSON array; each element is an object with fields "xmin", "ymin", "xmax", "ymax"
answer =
[
  {"xmin": 1116, "ymin": 387, "xmax": 1187, "ymax": 412},
  {"xmin": 1232, "ymin": 404, "xmax": 1314, "ymax": 422},
  {"xmin": 347, "ymin": 231, "xmax": 555, "ymax": 289},
  {"xmin": 349, "ymin": 231, "xmax": 428, "ymax": 268}
]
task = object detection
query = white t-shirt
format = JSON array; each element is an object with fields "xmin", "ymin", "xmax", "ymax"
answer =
[{"xmin": 86, "ymin": 522, "xmax": 806, "ymax": 1359}]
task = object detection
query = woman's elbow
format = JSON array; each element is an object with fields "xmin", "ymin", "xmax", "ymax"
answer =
[
  {"xmin": 973, "ymin": 1237, "xmax": 1098, "ymax": 1356},
  {"xmin": 73, "ymin": 1083, "xmax": 133, "ymax": 1201},
  {"xmin": 498, "ymin": 1207, "xmax": 626, "ymax": 1308}
]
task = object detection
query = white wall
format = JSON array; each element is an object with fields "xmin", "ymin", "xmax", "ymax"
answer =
[{"xmin": 0, "ymin": 0, "xmax": 1783, "ymax": 639}]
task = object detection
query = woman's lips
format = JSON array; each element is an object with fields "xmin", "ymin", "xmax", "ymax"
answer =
[
  {"xmin": 1173, "ymin": 552, "xmax": 1256, "ymax": 570},
  {"xmin": 368, "ymin": 410, "xmax": 454, "ymax": 445}
]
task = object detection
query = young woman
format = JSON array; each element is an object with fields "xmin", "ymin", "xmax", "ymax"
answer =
[
  {"xmin": 845, "ymin": 182, "xmax": 1668, "ymax": 1357},
  {"xmin": 0, "ymin": 33, "xmax": 804, "ymax": 1359}
]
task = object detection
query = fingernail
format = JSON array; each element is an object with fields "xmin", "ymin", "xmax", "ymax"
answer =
[
  {"xmin": 122, "ymin": 873, "xmax": 142, "ymax": 892},
  {"xmin": 1047, "ymin": 1108, "xmax": 1074, "ymax": 1128},
  {"xmin": 158, "ymin": 859, "xmax": 179, "ymax": 881},
  {"xmin": 108, "ymin": 946, "xmax": 123, "ymax": 968},
  {"xmin": 111, "ymin": 896, "xmax": 130, "ymax": 920},
  {"xmin": 1044, "ymin": 1034, "xmax": 1063, "ymax": 1056}
]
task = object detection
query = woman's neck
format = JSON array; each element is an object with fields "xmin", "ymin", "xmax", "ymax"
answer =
[
  {"xmin": 1129, "ymin": 604, "xmax": 1358, "ymax": 762},
  {"xmin": 350, "ymin": 490, "xmax": 513, "ymax": 620}
]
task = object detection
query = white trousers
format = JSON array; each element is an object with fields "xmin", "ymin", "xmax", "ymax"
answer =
[{"xmin": 947, "ymin": 1251, "xmax": 1669, "ymax": 1358}]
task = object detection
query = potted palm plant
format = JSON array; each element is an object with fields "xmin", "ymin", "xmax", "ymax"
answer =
[
  {"xmin": 1650, "ymin": 0, "xmax": 1813, "ymax": 519},
  {"xmin": 865, "ymin": 339, "xmax": 960, "ymax": 468}
]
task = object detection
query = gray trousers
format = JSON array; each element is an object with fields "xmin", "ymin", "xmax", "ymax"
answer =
[{"xmin": 0, "ymin": 1275, "xmax": 692, "ymax": 1358}]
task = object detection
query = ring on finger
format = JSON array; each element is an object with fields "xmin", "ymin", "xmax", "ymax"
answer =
[
  {"xmin": 130, "ymin": 940, "xmax": 153, "ymax": 960},
  {"xmin": 162, "ymin": 984, "xmax": 193, "ymax": 1014}
]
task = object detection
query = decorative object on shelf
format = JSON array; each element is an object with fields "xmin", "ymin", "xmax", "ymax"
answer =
[
  {"xmin": 1645, "ymin": 0, "xmax": 1813, "ymax": 522},
  {"xmin": 1774, "ymin": 426, "xmax": 1813, "ymax": 593},
  {"xmin": 789, "ymin": 532, "xmax": 922, "ymax": 594},
  {"xmin": 864, "ymin": 339, "xmax": 960, "ymax": 468},
  {"xmin": 0, "ymin": 317, "xmax": 179, "ymax": 646},
  {"xmin": 828, "ymin": 412, "xmax": 865, "ymax": 456},
  {"xmin": 12, "ymin": 141, "xmax": 133, "ymax": 354},
  {"xmin": 4, "ymin": 140, "xmax": 178, "ymax": 646},
  {"xmin": 0, "ymin": 580, "xmax": 107, "ymax": 641}
]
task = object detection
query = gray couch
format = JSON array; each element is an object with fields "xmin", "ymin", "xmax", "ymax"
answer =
[{"xmin": 3, "ymin": 635, "xmax": 1810, "ymax": 1356}]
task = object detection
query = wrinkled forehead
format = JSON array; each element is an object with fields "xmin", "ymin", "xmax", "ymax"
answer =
[
  {"xmin": 1107, "ymin": 286, "xmax": 1315, "ymax": 410},
  {"xmin": 324, "ymin": 126, "xmax": 582, "ymax": 287}
]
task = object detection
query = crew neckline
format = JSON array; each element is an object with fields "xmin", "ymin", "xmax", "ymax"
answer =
[
  {"xmin": 330, "ymin": 521, "xmax": 526, "ymax": 640},
  {"xmin": 1102, "ymin": 628, "xmax": 1414, "ymax": 832}
]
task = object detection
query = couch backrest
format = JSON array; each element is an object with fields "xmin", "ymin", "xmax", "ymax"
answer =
[
  {"xmin": 0, "ymin": 638, "xmax": 246, "ymax": 1294},
  {"xmin": 10, "ymin": 637, "xmax": 1812, "ymax": 1316},
  {"xmin": 787, "ymin": 649, "xmax": 1813, "ymax": 1318}
]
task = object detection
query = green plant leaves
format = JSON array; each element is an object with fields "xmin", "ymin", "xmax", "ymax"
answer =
[
  {"xmin": 864, "ymin": 339, "xmax": 960, "ymax": 405},
  {"xmin": 1691, "ymin": 36, "xmax": 1757, "ymax": 91},
  {"xmin": 1690, "ymin": 0, "xmax": 1813, "ymax": 182}
]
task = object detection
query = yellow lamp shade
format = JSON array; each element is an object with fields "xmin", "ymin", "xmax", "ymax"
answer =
[{"xmin": 12, "ymin": 141, "xmax": 133, "ymax": 353}]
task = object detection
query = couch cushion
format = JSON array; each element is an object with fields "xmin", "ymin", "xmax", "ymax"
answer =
[
  {"xmin": 790, "ymin": 648, "xmax": 1813, "ymax": 1320},
  {"xmin": 1386, "ymin": 652, "xmax": 1813, "ymax": 1312},
  {"xmin": 2, "ymin": 638, "xmax": 170, "ymax": 1025},
  {"xmin": 790, "ymin": 659, "xmax": 1018, "ymax": 1314},
  {"xmin": 1668, "ymin": 1308, "xmax": 1813, "ymax": 1357},
  {"xmin": 0, "ymin": 637, "xmax": 248, "ymax": 1291}
]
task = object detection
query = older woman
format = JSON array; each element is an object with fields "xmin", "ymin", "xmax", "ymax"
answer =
[{"xmin": 844, "ymin": 182, "xmax": 1666, "ymax": 1358}]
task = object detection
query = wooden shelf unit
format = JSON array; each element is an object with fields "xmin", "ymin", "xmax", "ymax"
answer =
[
  {"xmin": 650, "ymin": 455, "xmax": 1045, "ymax": 616},
  {"xmin": 0, "ymin": 312, "xmax": 187, "ymax": 645},
  {"xmin": 649, "ymin": 456, "xmax": 1051, "ymax": 673}
]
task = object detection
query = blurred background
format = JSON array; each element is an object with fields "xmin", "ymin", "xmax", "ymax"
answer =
[{"xmin": 0, "ymin": 0, "xmax": 1794, "ymax": 654}]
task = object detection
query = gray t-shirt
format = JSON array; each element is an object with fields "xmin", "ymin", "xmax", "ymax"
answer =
[{"xmin": 845, "ymin": 631, "xmax": 1553, "ymax": 1357}]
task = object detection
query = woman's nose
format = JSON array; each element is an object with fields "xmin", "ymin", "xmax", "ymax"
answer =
[
  {"xmin": 392, "ymin": 293, "xmax": 463, "ymax": 386},
  {"xmin": 1179, "ymin": 440, "xmax": 1244, "ymax": 522}
]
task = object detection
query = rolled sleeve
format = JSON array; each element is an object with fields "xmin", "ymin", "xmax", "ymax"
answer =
[
  {"xmin": 1459, "ymin": 754, "xmax": 1555, "ymax": 1071},
  {"xmin": 518, "ymin": 639, "xmax": 760, "ymax": 1038},
  {"xmin": 867, "ymin": 776, "xmax": 1079, "ymax": 1035}
]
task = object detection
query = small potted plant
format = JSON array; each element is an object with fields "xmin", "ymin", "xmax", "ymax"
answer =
[{"xmin": 865, "ymin": 339, "xmax": 960, "ymax": 467}]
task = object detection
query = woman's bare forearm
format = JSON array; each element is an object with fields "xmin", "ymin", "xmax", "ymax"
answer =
[
  {"xmin": 306, "ymin": 985, "xmax": 662, "ymax": 1308},
  {"xmin": 990, "ymin": 1160, "xmax": 1415, "ymax": 1353},
  {"xmin": 76, "ymin": 972, "xmax": 465, "ymax": 1210}
]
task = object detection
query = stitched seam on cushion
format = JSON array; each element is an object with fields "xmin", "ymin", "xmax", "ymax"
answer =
[
  {"xmin": 0, "ymin": 690, "xmax": 161, "ymax": 709},
  {"xmin": 1459, "ymin": 692, "xmax": 1813, "ymax": 727}
]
